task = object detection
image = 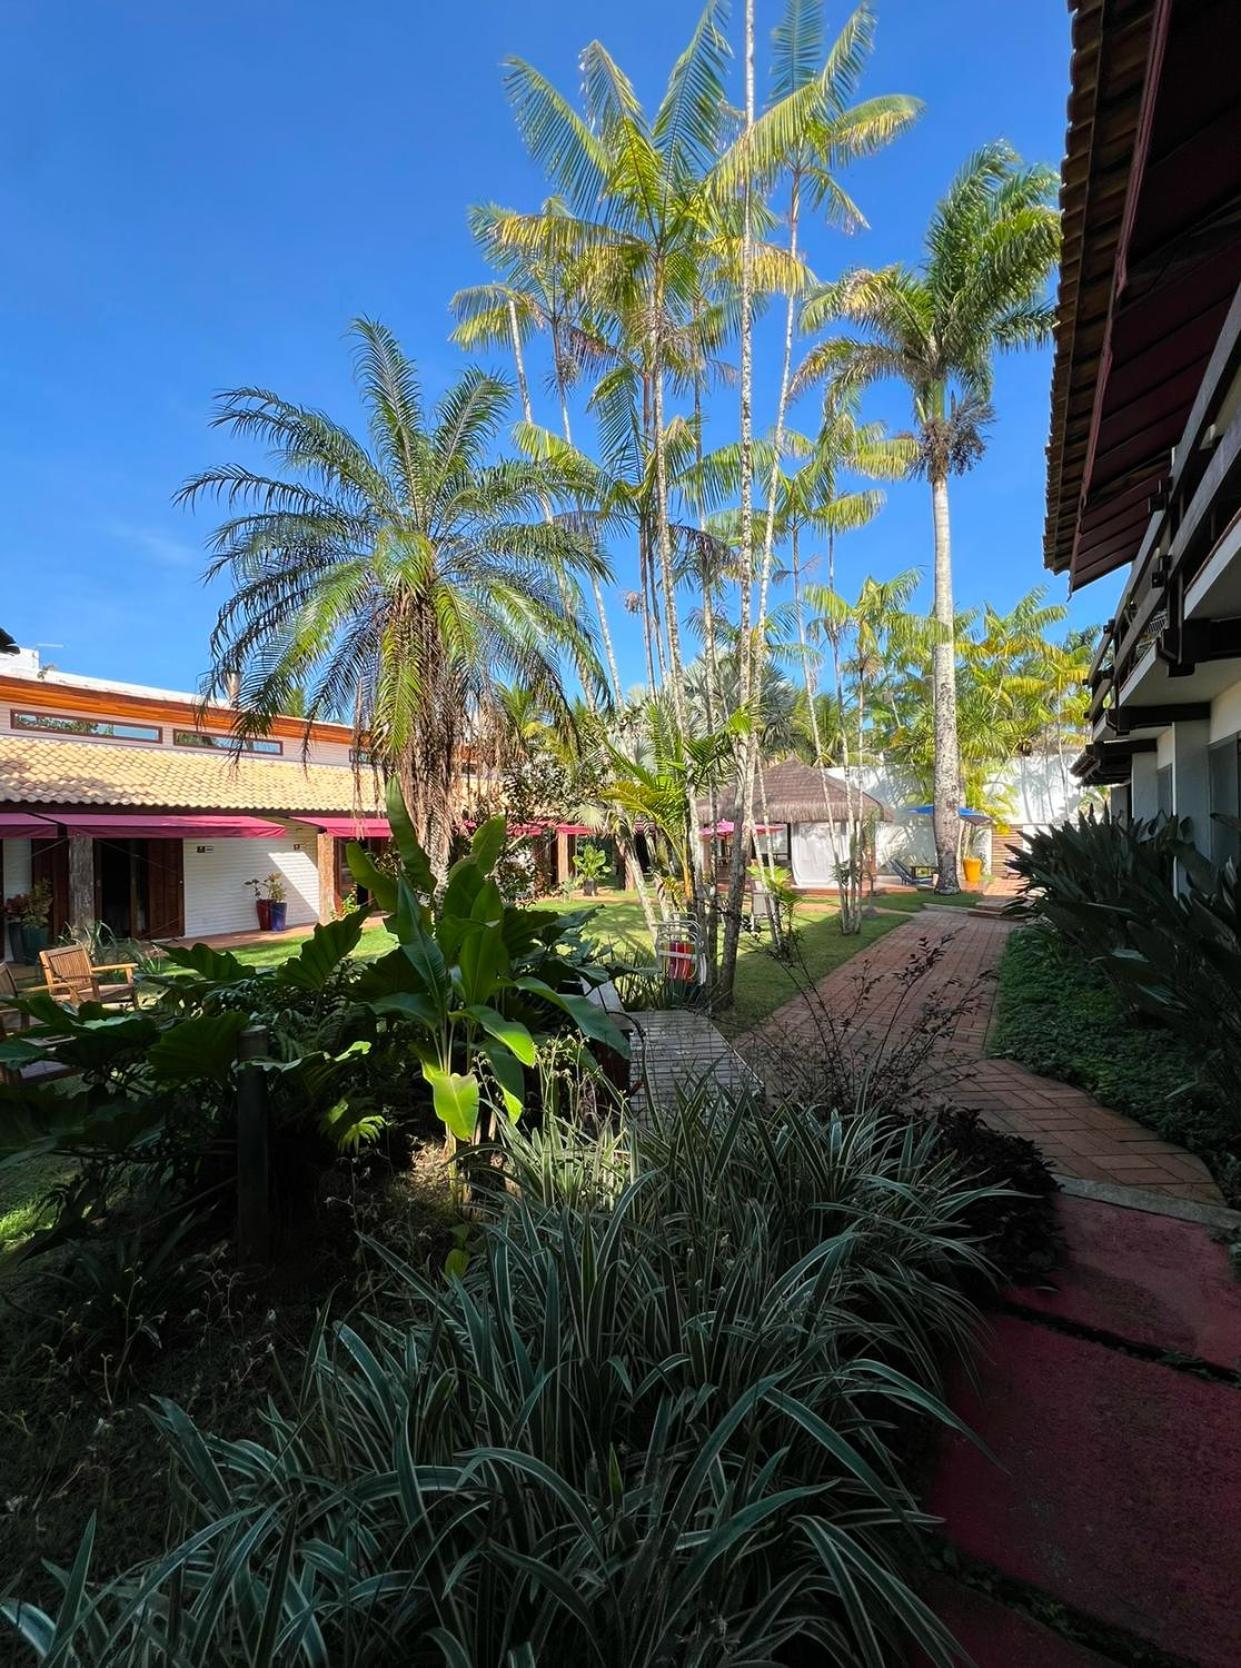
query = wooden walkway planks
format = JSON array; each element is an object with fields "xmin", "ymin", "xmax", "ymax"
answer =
[{"xmin": 628, "ymin": 1008, "xmax": 762, "ymax": 1112}]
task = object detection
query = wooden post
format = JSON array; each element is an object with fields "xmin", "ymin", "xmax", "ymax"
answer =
[
  {"xmin": 67, "ymin": 836, "xmax": 94, "ymax": 931},
  {"xmin": 316, "ymin": 831, "xmax": 337, "ymax": 920},
  {"xmin": 556, "ymin": 829, "xmax": 570, "ymax": 890},
  {"xmin": 237, "ymin": 1024, "xmax": 270, "ymax": 1265}
]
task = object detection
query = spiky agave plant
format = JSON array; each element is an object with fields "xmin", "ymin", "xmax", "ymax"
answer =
[{"xmin": 6, "ymin": 1093, "xmax": 1004, "ymax": 1665}]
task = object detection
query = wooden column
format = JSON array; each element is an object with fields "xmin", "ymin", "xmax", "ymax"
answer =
[
  {"xmin": 67, "ymin": 836, "xmax": 94, "ymax": 931},
  {"xmin": 556, "ymin": 829, "xmax": 570, "ymax": 890},
  {"xmin": 316, "ymin": 832, "xmax": 337, "ymax": 921}
]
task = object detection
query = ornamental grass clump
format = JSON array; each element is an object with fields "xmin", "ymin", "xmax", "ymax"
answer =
[{"xmin": 5, "ymin": 1093, "xmax": 1004, "ymax": 1667}]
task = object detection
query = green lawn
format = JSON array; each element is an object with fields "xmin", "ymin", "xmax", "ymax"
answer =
[{"xmin": 226, "ymin": 893, "xmax": 913, "ymax": 1038}]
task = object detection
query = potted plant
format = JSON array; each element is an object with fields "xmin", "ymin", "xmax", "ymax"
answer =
[
  {"xmin": 573, "ymin": 842, "xmax": 609, "ymax": 897},
  {"xmin": 245, "ymin": 877, "xmax": 271, "ymax": 931},
  {"xmin": 264, "ymin": 871, "xmax": 288, "ymax": 931},
  {"xmin": 4, "ymin": 893, "xmax": 29, "ymax": 963},
  {"xmin": 18, "ymin": 881, "xmax": 52, "ymax": 961}
]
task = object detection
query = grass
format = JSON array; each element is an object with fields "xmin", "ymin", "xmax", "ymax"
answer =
[
  {"xmin": 990, "ymin": 925, "xmax": 1239, "ymax": 1204},
  {"xmin": 0, "ymin": 1154, "xmax": 69, "ymax": 1250},
  {"xmin": 226, "ymin": 892, "xmax": 914, "ymax": 1039},
  {"xmin": 872, "ymin": 889, "xmax": 985, "ymax": 912}
]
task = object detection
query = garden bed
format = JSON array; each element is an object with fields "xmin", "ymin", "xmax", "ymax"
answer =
[{"xmin": 990, "ymin": 927, "xmax": 1239, "ymax": 1205}]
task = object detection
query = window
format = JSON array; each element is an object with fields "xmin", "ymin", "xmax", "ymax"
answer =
[
  {"xmin": 754, "ymin": 824, "xmax": 790, "ymax": 864},
  {"xmin": 172, "ymin": 730, "xmax": 282, "ymax": 755},
  {"xmin": 12, "ymin": 709, "xmax": 162, "ymax": 743},
  {"xmin": 1209, "ymin": 738, "xmax": 1241, "ymax": 869}
]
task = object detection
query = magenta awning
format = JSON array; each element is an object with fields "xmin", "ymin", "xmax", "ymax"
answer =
[
  {"xmin": 299, "ymin": 816, "xmax": 391, "ymax": 839},
  {"xmin": 0, "ymin": 812, "xmax": 57, "ymax": 838},
  {"xmin": 54, "ymin": 813, "xmax": 289, "ymax": 840}
]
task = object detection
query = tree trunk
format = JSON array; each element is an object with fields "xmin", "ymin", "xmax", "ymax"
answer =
[
  {"xmin": 718, "ymin": 0, "xmax": 757, "ymax": 1005},
  {"xmin": 930, "ymin": 472, "xmax": 961, "ymax": 891}
]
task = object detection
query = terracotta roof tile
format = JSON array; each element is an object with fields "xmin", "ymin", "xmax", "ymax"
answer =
[{"xmin": 0, "ymin": 734, "xmax": 384, "ymax": 815}]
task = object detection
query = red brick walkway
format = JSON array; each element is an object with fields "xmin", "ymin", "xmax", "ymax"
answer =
[{"xmin": 744, "ymin": 909, "xmax": 1223, "ymax": 1205}]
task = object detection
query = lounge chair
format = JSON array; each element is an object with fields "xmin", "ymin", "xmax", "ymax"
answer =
[
  {"xmin": 888, "ymin": 859, "xmax": 933, "ymax": 891},
  {"xmin": 0, "ymin": 963, "xmax": 72, "ymax": 1087},
  {"xmin": 38, "ymin": 944, "xmax": 138, "ymax": 1009}
]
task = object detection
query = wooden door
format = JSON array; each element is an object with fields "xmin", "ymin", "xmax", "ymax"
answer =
[
  {"xmin": 143, "ymin": 839, "xmax": 185, "ymax": 939},
  {"xmin": 31, "ymin": 838, "xmax": 69, "ymax": 938}
]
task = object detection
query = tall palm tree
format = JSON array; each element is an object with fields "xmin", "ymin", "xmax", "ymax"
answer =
[
  {"xmin": 711, "ymin": 0, "xmax": 918, "ymax": 994},
  {"xmin": 179, "ymin": 318, "xmax": 609, "ymax": 876},
  {"xmin": 797, "ymin": 141, "xmax": 1059, "ymax": 891},
  {"xmin": 451, "ymin": 203, "xmax": 627, "ymax": 708}
]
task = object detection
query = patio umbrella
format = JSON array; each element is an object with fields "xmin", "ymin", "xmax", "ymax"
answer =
[{"xmin": 906, "ymin": 803, "xmax": 990, "ymax": 825}]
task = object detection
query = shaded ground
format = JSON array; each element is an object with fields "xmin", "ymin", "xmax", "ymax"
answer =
[{"xmin": 932, "ymin": 1192, "xmax": 1241, "ymax": 1666}]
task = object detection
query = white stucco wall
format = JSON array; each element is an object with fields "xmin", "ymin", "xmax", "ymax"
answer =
[
  {"xmin": 1209, "ymin": 675, "xmax": 1241, "ymax": 744},
  {"xmin": 182, "ymin": 833, "xmax": 320, "ymax": 937},
  {"xmin": 2, "ymin": 837, "xmax": 31, "ymax": 960}
]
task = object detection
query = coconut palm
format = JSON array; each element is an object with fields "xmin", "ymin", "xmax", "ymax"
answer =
[
  {"xmin": 797, "ymin": 141, "xmax": 1059, "ymax": 891},
  {"xmin": 179, "ymin": 318, "xmax": 609, "ymax": 876}
]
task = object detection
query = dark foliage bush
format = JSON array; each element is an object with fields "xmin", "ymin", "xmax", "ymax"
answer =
[{"xmin": 932, "ymin": 1107, "xmax": 1060, "ymax": 1283}]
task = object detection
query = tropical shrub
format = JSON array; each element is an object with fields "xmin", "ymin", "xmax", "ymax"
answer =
[
  {"xmin": 4, "ymin": 1091, "xmax": 1003, "ymax": 1666},
  {"xmin": 1006, "ymin": 808, "xmax": 1190, "ymax": 962},
  {"xmin": 0, "ymin": 783, "xmax": 628, "ymax": 1261}
]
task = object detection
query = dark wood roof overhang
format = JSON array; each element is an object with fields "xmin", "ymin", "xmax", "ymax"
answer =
[{"xmin": 1045, "ymin": 0, "xmax": 1241, "ymax": 589}]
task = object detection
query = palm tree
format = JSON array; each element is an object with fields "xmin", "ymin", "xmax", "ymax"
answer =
[
  {"xmin": 451, "ymin": 203, "xmax": 627, "ymax": 708},
  {"xmin": 711, "ymin": 0, "xmax": 918, "ymax": 994},
  {"xmin": 797, "ymin": 141, "xmax": 1059, "ymax": 891},
  {"xmin": 179, "ymin": 318, "xmax": 609, "ymax": 876}
]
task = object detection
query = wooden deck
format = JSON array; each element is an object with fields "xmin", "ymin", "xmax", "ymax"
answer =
[{"xmin": 628, "ymin": 1008, "xmax": 762, "ymax": 1112}]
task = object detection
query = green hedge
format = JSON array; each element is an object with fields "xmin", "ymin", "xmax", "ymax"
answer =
[{"xmin": 990, "ymin": 927, "xmax": 1239, "ymax": 1204}]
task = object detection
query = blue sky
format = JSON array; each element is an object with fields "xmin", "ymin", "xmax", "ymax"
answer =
[{"xmin": 0, "ymin": 0, "xmax": 1123, "ymax": 695}]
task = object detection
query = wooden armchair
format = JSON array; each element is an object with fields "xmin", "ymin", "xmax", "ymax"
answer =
[
  {"xmin": 0, "ymin": 962, "xmax": 71, "ymax": 1086},
  {"xmin": 38, "ymin": 944, "xmax": 137, "ymax": 1009}
]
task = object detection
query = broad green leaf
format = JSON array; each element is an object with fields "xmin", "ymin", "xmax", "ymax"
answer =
[
  {"xmin": 345, "ymin": 843, "xmax": 397, "ymax": 915},
  {"xmin": 275, "ymin": 910, "xmax": 369, "ymax": 990},
  {"xmin": 465, "ymin": 1004, "xmax": 537, "ymax": 1065},
  {"xmin": 513, "ymin": 976, "xmax": 630, "ymax": 1058},
  {"xmin": 440, "ymin": 858, "xmax": 485, "ymax": 945},
  {"xmin": 147, "ymin": 1011, "xmax": 249, "ymax": 1082},
  {"xmin": 457, "ymin": 919, "xmax": 507, "ymax": 1007},
  {"xmin": 158, "ymin": 942, "xmax": 251, "ymax": 983},
  {"xmin": 482, "ymin": 1042, "xmax": 526, "ymax": 1122},
  {"xmin": 470, "ymin": 816, "xmax": 507, "ymax": 876},
  {"xmin": 421, "ymin": 1063, "xmax": 479, "ymax": 1140},
  {"xmin": 386, "ymin": 778, "xmax": 436, "ymax": 894},
  {"xmin": 402, "ymin": 918, "xmax": 451, "ymax": 1015},
  {"xmin": 367, "ymin": 991, "xmax": 443, "ymax": 1027}
]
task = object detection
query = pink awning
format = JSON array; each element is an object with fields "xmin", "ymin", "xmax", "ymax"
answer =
[
  {"xmin": 556, "ymin": 823, "xmax": 594, "ymax": 836},
  {"xmin": 54, "ymin": 813, "xmax": 289, "ymax": 840},
  {"xmin": 0, "ymin": 812, "xmax": 57, "ymax": 838},
  {"xmin": 299, "ymin": 816, "xmax": 391, "ymax": 839}
]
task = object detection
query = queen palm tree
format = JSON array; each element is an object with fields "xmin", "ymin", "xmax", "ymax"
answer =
[
  {"xmin": 797, "ymin": 141, "xmax": 1059, "ymax": 891},
  {"xmin": 178, "ymin": 318, "xmax": 609, "ymax": 877},
  {"xmin": 710, "ymin": 0, "xmax": 918, "ymax": 993}
]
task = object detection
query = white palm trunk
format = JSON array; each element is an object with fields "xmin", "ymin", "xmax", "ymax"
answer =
[
  {"xmin": 719, "ymin": 0, "xmax": 757, "ymax": 1002},
  {"xmin": 931, "ymin": 472, "xmax": 961, "ymax": 891}
]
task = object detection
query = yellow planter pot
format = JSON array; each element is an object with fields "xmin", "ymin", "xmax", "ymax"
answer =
[{"xmin": 962, "ymin": 855, "xmax": 983, "ymax": 888}]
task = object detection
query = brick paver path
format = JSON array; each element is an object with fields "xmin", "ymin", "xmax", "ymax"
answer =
[{"xmin": 743, "ymin": 909, "xmax": 1223, "ymax": 1205}]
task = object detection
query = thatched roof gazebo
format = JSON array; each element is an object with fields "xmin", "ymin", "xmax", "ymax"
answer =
[{"xmin": 701, "ymin": 757, "xmax": 891, "ymax": 826}]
